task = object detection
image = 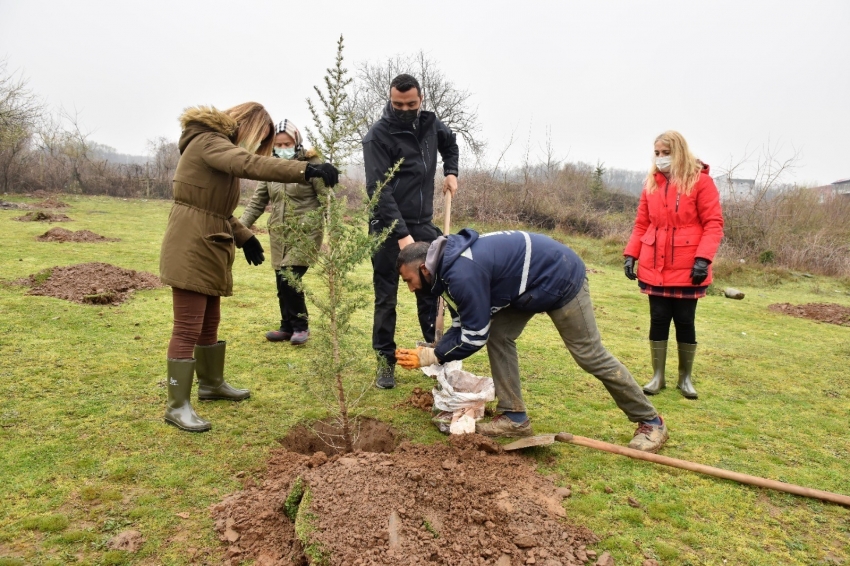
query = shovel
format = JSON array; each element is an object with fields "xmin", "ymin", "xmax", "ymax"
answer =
[
  {"xmin": 503, "ymin": 432, "xmax": 850, "ymax": 507},
  {"xmin": 434, "ymin": 191, "xmax": 453, "ymax": 343}
]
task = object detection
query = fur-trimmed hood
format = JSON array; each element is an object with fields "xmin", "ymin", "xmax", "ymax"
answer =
[{"xmin": 178, "ymin": 106, "xmax": 237, "ymax": 153}]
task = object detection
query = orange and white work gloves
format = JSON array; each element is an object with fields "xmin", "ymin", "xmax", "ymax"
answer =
[{"xmin": 395, "ymin": 346, "xmax": 439, "ymax": 369}]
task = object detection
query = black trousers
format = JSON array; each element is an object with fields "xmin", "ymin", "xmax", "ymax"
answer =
[
  {"xmin": 276, "ymin": 266, "xmax": 309, "ymax": 333},
  {"xmin": 371, "ymin": 222, "xmax": 442, "ymax": 364},
  {"xmin": 648, "ymin": 295, "xmax": 698, "ymax": 343}
]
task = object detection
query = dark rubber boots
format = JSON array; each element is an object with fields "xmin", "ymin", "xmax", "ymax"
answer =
[
  {"xmin": 164, "ymin": 341, "xmax": 250, "ymax": 432},
  {"xmin": 642, "ymin": 341, "xmax": 698, "ymax": 399},
  {"xmin": 195, "ymin": 341, "xmax": 250, "ymax": 401}
]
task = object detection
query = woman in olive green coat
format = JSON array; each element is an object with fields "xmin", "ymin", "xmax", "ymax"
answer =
[
  {"xmin": 240, "ymin": 120, "xmax": 326, "ymax": 345},
  {"xmin": 160, "ymin": 103, "xmax": 338, "ymax": 433}
]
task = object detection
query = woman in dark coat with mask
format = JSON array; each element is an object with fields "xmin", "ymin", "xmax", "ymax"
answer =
[{"xmin": 240, "ymin": 120, "xmax": 327, "ymax": 345}]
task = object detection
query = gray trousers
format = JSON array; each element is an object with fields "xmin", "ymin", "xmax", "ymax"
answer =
[{"xmin": 486, "ymin": 280, "xmax": 657, "ymax": 423}]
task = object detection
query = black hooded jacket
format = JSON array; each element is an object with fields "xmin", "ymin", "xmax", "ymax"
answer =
[{"xmin": 362, "ymin": 102, "xmax": 460, "ymax": 239}]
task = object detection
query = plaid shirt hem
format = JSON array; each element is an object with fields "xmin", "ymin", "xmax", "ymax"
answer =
[{"xmin": 638, "ymin": 281, "xmax": 707, "ymax": 299}]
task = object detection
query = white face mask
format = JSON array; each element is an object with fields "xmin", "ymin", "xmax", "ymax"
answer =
[
  {"xmin": 655, "ymin": 156, "xmax": 672, "ymax": 172},
  {"xmin": 274, "ymin": 147, "xmax": 296, "ymax": 159}
]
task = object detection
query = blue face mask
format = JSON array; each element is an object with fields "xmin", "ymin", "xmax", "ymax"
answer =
[{"xmin": 274, "ymin": 147, "xmax": 296, "ymax": 159}]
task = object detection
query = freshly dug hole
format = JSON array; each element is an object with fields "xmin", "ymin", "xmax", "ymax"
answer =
[
  {"xmin": 212, "ymin": 433, "xmax": 598, "ymax": 566},
  {"xmin": 280, "ymin": 417, "xmax": 399, "ymax": 456}
]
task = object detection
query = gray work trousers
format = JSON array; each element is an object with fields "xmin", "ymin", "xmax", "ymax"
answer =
[{"xmin": 486, "ymin": 280, "xmax": 657, "ymax": 423}]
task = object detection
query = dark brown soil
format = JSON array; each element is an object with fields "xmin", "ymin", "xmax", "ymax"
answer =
[
  {"xmin": 23, "ymin": 262, "xmax": 161, "ymax": 305},
  {"xmin": 404, "ymin": 387, "xmax": 435, "ymax": 412},
  {"xmin": 212, "ymin": 430, "xmax": 597, "ymax": 566},
  {"xmin": 36, "ymin": 196, "xmax": 69, "ymax": 208},
  {"xmin": 14, "ymin": 210, "xmax": 71, "ymax": 222},
  {"xmin": 281, "ymin": 417, "xmax": 400, "ymax": 457},
  {"xmin": 251, "ymin": 225, "xmax": 269, "ymax": 235},
  {"xmin": 768, "ymin": 302, "xmax": 850, "ymax": 326},
  {"xmin": 36, "ymin": 227, "xmax": 120, "ymax": 243}
]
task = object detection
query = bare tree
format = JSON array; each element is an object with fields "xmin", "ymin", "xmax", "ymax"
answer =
[
  {"xmin": 347, "ymin": 50, "xmax": 484, "ymax": 157},
  {"xmin": 0, "ymin": 59, "xmax": 43, "ymax": 191},
  {"xmin": 145, "ymin": 136, "xmax": 179, "ymax": 197},
  {"xmin": 717, "ymin": 139, "xmax": 801, "ymax": 257}
]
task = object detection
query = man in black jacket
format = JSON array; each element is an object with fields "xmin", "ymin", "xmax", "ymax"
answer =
[{"xmin": 363, "ymin": 74, "xmax": 460, "ymax": 389}]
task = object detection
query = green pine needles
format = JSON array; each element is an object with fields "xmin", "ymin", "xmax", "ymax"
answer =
[{"xmin": 273, "ymin": 35, "xmax": 399, "ymax": 453}]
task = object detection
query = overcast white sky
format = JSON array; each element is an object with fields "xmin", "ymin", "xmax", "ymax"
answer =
[{"xmin": 1, "ymin": 0, "xmax": 848, "ymax": 184}]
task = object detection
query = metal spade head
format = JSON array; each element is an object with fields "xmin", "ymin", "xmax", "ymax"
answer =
[{"xmin": 502, "ymin": 434, "xmax": 557, "ymax": 451}]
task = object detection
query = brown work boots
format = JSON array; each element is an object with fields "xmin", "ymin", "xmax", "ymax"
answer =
[
  {"xmin": 475, "ymin": 414, "xmax": 534, "ymax": 438},
  {"xmin": 627, "ymin": 417, "xmax": 669, "ymax": 453}
]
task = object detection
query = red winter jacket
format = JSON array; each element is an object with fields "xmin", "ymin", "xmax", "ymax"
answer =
[{"xmin": 624, "ymin": 164, "xmax": 724, "ymax": 287}]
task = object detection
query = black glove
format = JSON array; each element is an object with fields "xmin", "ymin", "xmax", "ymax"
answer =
[
  {"xmin": 624, "ymin": 256, "xmax": 637, "ymax": 280},
  {"xmin": 305, "ymin": 162, "xmax": 340, "ymax": 187},
  {"xmin": 242, "ymin": 236, "xmax": 265, "ymax": 266},
  {"xmin": 691, "ymin": 258, "xmax": 710, "ymax": 285}
]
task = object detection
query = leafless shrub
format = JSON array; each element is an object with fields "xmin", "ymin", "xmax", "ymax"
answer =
[{"xmin": 717, "ymin": 141, "xmax": 850, "ymax": 276}]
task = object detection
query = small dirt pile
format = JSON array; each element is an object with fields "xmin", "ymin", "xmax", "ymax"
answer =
[
  {"xmin": 36, "ymin": 196, "xmax": 69, "ymax": 208},
  {"xmin": 769, "ymin": 302, "xmax": 850, "ymax": 326},
  {"xmin": 24, "ymin": 262, "xmax": 161, "ymax": 305},
  {"xmin": 36, "ymin": 227, "xmax": 119, "ymax": 243},
  {"xmin": 14, "ymin": 210, "xmax": 71, "ymax": 222},
  {"xmin": 212, "ymin": 430, "xmax": 597, "ymax": 566},
  {"xmin": 251, "ymin": 225, "xmax": 269, "ymax": 235},
  {"xmin": 405, "ymin": 387, "xmax": 435, "ymax": 412}
]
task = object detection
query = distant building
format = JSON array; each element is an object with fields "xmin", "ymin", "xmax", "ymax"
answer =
[
  {"xmin": 713, "ymin": 176, "xmax": 755, "ymax": 201},
  {"xmin": 809, "ymin": 178, "xmax": 850, "ymax": 203},
  {"xmin": 832, "ymin": 178, "xmax": 850, "ymax": 196}
]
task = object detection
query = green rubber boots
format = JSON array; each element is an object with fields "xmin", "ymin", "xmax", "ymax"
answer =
[
  {"xmin": 164, "ymin": 358, "xmax": 211, "ymax": 432},
  {"xmin": 642, "ymin": 340, "xmax": 699, "ymax": 399},
  {"xmin": 164, "ymin": 341, "xmax": 250, "ymax": 432}
]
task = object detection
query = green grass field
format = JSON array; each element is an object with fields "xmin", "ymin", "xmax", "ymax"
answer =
[{"xmin": 0, "ymin": 195, "xmax": 848, "ymax": 566}]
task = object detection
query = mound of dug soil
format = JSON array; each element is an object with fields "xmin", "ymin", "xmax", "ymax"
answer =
[
  {"xmin": 25, "ymin": 262, "xmax": 161, "ymax": 305},
  {"xmin": 36, "ymin": 227, "xmax": 119, "ymax": 243},
  {"xmin": 251, "ymin": 225, "xmax": 269, "ymax": 235},
  {"xmin": 768, "ymin": 302, "xmax": 850, "ymax": 326},
  {"xmin": 212, "ymin": 431, "xmax": 597, "ymax": 566},
  {"xmin": 36, "ymin": 196, "xmax": 69, "ymax": 208},
  {"xmin": 15, "ymin": 210, "xmax": 71, "ymax": 222}
]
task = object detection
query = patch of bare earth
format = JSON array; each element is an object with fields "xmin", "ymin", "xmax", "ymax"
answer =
[
  {"xmin": 768, "ymin": 302, "xmax": 850, "ymax": 326},
  {"xmin": 14, "ymin": 210, "xmax": 71, "ymax": 222},
  {"xmin": 36, "ymin": 227, "xmax": 119, "ymax": 243},
  {"xmin": 36, "ymin": 196, "xmax": 69, "ymax": 208},
  {"xmin": 212, "ymin": 419, "xmax": 597, "ymax": 566},
  {"xmin": 251, "ymin": 225, "xmax": 269, "ymax": 235},
  {"xmin": 23, "ymin": 262, "xmax": 161, "ymax": 305},
  {"xmin": 0, "ymin": 200, "xmax": 31, "ymax": 210}
]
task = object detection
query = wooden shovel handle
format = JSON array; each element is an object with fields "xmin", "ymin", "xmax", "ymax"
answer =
[
  {"xmin": 554, "ymin": 433, "xmax": 850, "ymax": 507},
  {"xmin": 434, "ymin": 192, "xmax": 453, "ymax": 343}
]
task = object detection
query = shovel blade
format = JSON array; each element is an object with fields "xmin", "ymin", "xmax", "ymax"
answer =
[{"xmin": 503, "ymin": 434, "xmax": 557, "ymax": 451}]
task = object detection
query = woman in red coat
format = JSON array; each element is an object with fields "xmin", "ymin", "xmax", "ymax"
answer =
[{"xmin": 623, "ymin": 131, "xmax": 724, "ymax": 399}]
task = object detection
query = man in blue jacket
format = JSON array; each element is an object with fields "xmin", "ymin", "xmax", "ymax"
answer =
[
  {"xmin": 395, "ymin": 229, "xmax": 668, "ymax": 453},
  {"xmin": 363, "ymin": 74, "xmax": 460, "ymax": 390}
]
